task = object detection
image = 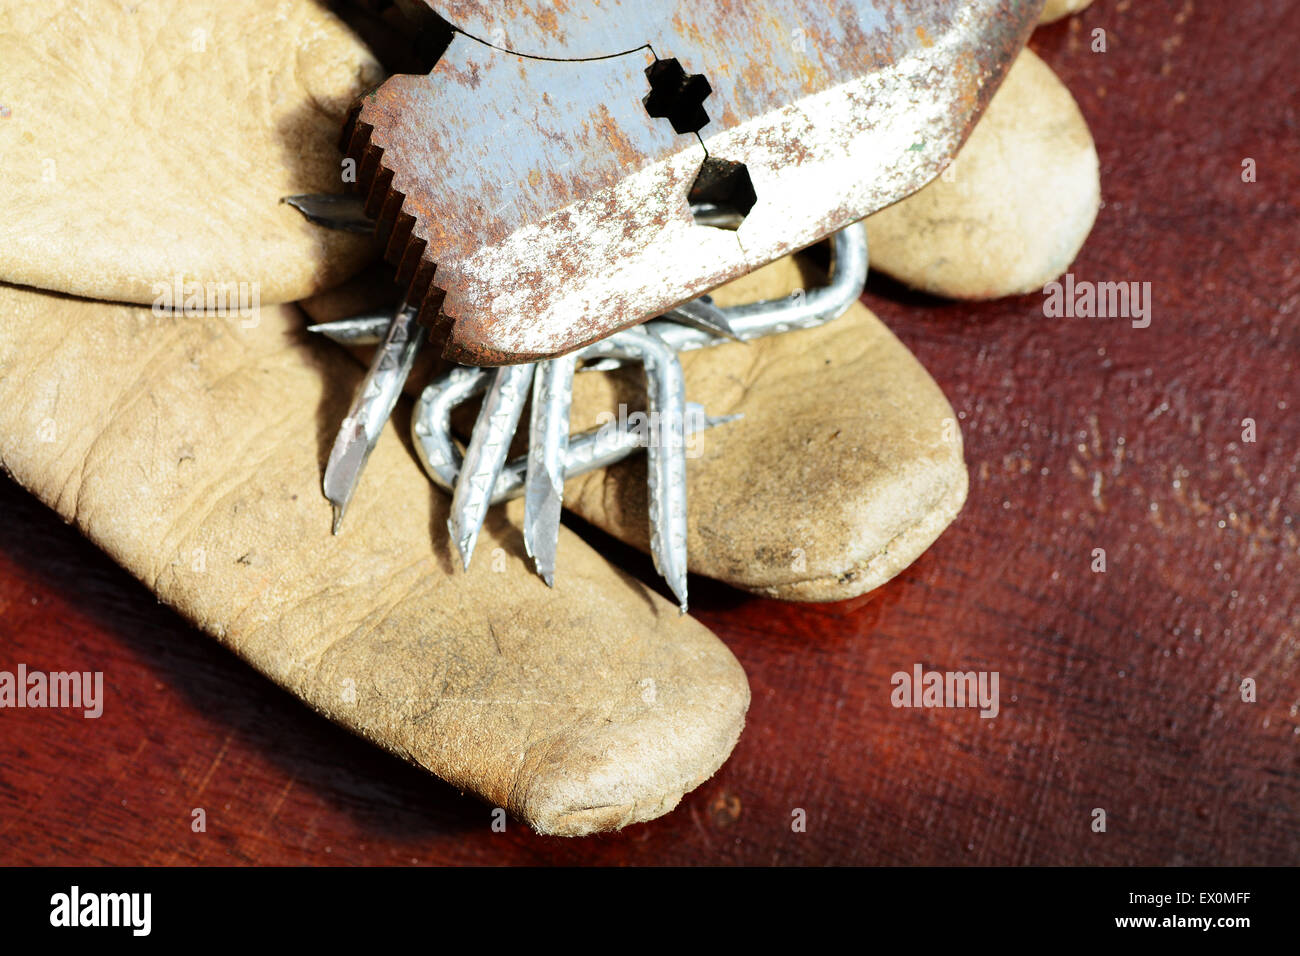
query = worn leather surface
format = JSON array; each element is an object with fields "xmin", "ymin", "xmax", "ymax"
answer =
[
  {"xmin": 564, "ymin": 256, "xmax": 969, "ymax": 602},
  {"xmin": 0, "ymin": 283, "xmax": 750, "ymax": 836},
  {"xmin": 864, "ymin": 48, "xmax": 1099, "ymax": 300},
  {"xmin": 0, "ymin": 0, "xmax": 381, "ymax": 305}
]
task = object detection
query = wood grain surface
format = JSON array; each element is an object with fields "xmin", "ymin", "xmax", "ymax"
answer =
[{"xmin": 1, "ymin": 0, "xmax": 1296, "ymax": 865}]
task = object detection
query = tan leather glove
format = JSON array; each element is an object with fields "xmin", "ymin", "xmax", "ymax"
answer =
[
  {"xmin": 0, "ymin": 0, "xmax": 380, "ymax": 304},
  {"xmin": 0, "ymin": 284, "xmax": 749, "ymax": 836},
  {"xmin": 0, "ymin": 0, "xmax": 1099, "ymax": 837}
]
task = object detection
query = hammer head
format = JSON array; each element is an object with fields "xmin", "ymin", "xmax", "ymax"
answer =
[{"xmin": 345, "ymin": 0, "xmax": 1044, "ymax": 365}]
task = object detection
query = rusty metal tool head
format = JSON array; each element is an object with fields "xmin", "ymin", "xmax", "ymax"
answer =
[{"xmin": 344, "ymin": 0, "xmax": 1043, "ymax": 365}]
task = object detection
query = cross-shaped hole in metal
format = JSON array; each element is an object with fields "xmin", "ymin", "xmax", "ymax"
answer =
[{"xmin": 642, "ymin": 57, "xmax": 712, "ymax": 134}]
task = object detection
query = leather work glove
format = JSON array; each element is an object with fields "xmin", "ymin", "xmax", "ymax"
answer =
[{"xmin": 0, "ymin": 0, "xmax": 1097, "ymax": 834}]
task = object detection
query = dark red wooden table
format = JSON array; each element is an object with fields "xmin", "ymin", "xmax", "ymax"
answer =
[{"xmin": 1, "ymin": 0, "xmax": 1296, "ymax": 865}]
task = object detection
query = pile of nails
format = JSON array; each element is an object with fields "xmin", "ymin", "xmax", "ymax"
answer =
[{"xmin": 299, "ymin": 194, "xmax": 868, "ymax": 612}]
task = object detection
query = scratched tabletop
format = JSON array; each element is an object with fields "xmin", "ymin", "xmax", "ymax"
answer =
[{"xmin": 1, "ymin": 0, "xmax": 1297, "ymax": 865}]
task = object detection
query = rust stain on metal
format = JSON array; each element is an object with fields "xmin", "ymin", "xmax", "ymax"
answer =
[{"xmin": 595, "ymin": 103, "xmax": 642, "ymax": 172}]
